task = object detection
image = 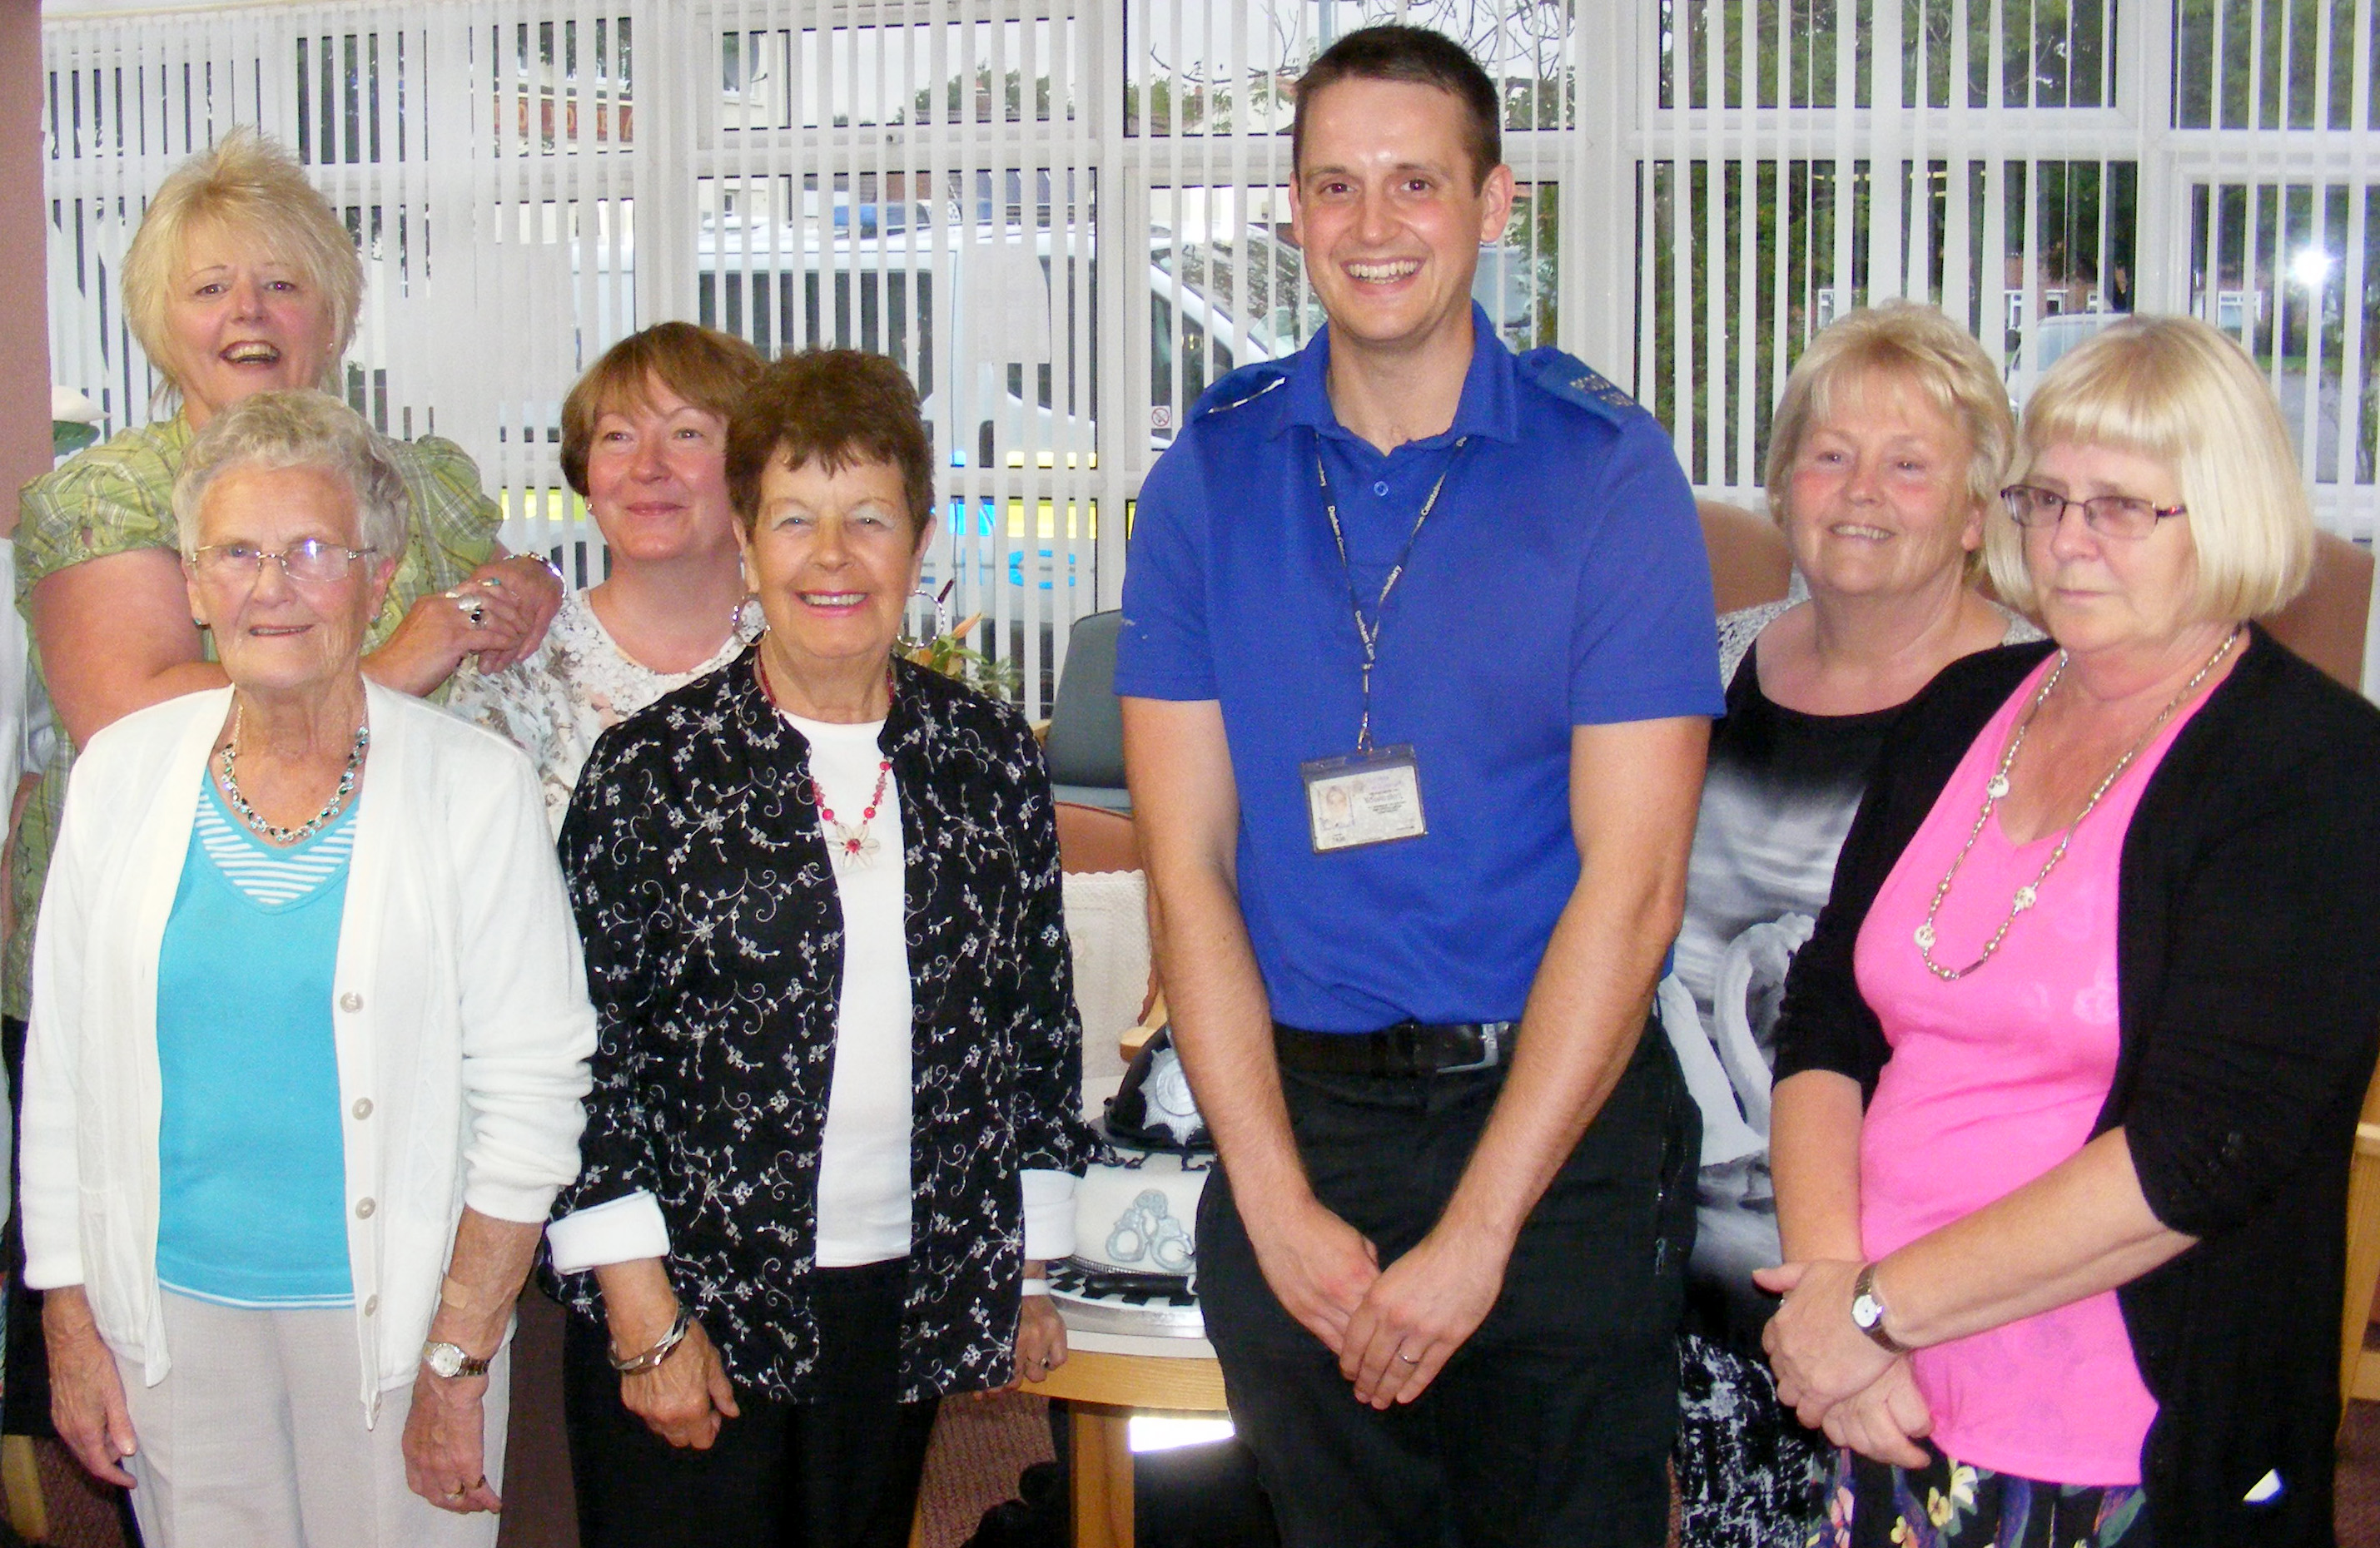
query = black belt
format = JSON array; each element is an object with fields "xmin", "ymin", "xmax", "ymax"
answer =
[{"xmin": 1274, "ymin": 1020, "xmax": 1515, "ymax": 1077}]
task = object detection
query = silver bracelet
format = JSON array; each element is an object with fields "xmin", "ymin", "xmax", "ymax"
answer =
[{"xmin": 609, "ymin": 1306, "xmax": 694, "ymax": 1374}]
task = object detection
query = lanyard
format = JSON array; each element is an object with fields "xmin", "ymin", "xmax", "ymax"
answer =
[{"xmin": 1314, "ymin": 435, "xmax": 1468, "ymax": 753}]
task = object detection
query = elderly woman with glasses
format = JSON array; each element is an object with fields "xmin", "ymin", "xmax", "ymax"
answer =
[
  {"xmin": 1761, "ymin": 315, "xmax": 2380, "ymax": 1547},
  {"xmin": 20, "ymin": 390, "xmax": 594, "ymax": 1547}
]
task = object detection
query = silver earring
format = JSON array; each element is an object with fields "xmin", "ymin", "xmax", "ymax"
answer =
[{"xmin": 735, "ymin": 594, "xmax": 766, "ymax": 640}]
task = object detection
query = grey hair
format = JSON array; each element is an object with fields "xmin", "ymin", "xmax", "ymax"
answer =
[{"xmin": 172, "ymin": 390, "xmax": 410, "ymax": 563}]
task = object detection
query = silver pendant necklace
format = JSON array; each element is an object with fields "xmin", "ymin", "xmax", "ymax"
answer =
[
  {"xmin": 1914, "ymin": 626, "xmax": 2242, "ymax": 980},
  {"xmin": 216, "ymin": 703, "xmax": 370, "ymax": 846}
]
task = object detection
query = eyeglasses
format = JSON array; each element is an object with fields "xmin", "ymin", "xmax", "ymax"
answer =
[
  {"xmin": 190, "ymin": 538, "xmax": 380, "ymax": 585},
  {"xmin": 2000, "ymin": 484, "xmax": 2186, "ymax": 540}
]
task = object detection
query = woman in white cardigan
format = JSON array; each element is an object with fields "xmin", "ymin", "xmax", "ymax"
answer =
[{"xmin": 19, "ymin": 390, "xmax": 594, "ymax": 1548}]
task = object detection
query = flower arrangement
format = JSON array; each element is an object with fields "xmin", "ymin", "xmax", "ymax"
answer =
[{"xmin": 902, "ymin": 582, "xmax": 1020, "ymax": 701}]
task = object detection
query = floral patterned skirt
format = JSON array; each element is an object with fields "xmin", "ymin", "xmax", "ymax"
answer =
[{"xmin": 1808, "ymin": 1445, "xmax": 2149, "ymax": 1548}]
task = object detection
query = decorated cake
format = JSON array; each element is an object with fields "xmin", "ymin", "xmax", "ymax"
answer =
[{"xmin": 1055, "ymin": 1028, "xmax": 1212, "ymax": 1336}]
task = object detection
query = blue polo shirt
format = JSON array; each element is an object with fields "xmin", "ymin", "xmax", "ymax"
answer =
[{"xmin": 1115, "ymin": 308, "xmax": 1723, "ymax": 1032}]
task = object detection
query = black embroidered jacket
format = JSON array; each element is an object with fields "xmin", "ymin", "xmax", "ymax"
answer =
[{"xmin": 549, "ymin": 650, "xmax": 1091, "ymax": 1401}]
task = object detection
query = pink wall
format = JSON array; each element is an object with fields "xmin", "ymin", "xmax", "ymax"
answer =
[{"xmin": 0, "ymin": 0, "xmax": 48, "ymax": 538}]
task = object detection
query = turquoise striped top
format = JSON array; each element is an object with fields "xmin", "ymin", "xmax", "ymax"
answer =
[{"xmin": 153, "ymin": 776, "xmax": 359, "ymax": 1308}]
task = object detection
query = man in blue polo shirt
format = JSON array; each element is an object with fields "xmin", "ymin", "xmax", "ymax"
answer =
[{"xmin": 1116, "ymin": 23, "xmax": 1724, "ymax": 1547}]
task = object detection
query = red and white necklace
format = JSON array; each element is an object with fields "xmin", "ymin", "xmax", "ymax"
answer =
[{"xmin": 757, "ymin": 652, "xmax": 895, "ymax": 867}]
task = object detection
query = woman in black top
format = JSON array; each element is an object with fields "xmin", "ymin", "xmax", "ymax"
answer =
[
  {"xmin": 1666, "ymin": 302, "xmax": 2036, "ymax": 1547},
  {"xmin": 544, "ymin": 350, "xmax": 1093, "ymax": 1548},
  {"xmin": 1762, "ymin": 315, "xmax": 2380, "ymax": 1546}
]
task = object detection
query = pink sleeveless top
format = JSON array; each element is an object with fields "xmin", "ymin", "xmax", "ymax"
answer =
[{"xmin": 1852, "ymin": 652, "xmax": 2209, "ymax": 1484}]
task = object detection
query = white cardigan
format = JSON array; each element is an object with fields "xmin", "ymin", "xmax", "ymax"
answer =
[{"xmin": 20, "ymin": 682, "xmax": 594, "ymax": 1420}]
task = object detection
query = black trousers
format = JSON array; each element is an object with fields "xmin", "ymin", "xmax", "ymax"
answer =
[
  {"xmin": 1198, "ymin": 1025, "xmax": 1699, "ymax": 1548},
  {"xmin": 562, "ymin": 1258, "xmax": 940, "ymax": 1548}
]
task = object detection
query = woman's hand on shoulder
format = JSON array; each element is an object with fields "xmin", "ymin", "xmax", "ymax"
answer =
[
  {"xmin": 619, "ymin": 1318, "xmax": 741, "ymax": 1449},
  {"xmin": 464, "ymin": 552, "xmax": 565, "ymax": 672},
  {"xmin": 364, "ymin": 583, "xmax": 535, "ymax": 696},
  {"xmin": 42, "ymin": 1288, "xmax": 137, "ymax": 1488}
]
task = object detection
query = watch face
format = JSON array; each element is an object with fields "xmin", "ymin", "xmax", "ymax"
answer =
[
  {"xmin": 425, "ymin": 1343, "xmax": 463, "ymax": 1377},
  {"xmin": 1851, "ymin": 1293, "xmax": 1883, "ymax": 1330}
]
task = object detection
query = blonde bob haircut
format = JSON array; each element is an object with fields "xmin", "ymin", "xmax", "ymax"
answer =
[
  {"xmin": 121, "ymin": 127, "xmax": 363, "ymax": 402},
  {"xmin": 1985, "ymin": 314, "xmax": 2313, "ymax": 623},
  {"xmin": 1762, "ymin": 301, "xmax": 2015, "ymax": 563}
]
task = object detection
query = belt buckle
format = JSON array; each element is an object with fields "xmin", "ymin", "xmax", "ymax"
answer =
[{"xmin": 1436, "ymin": 1022, "xmax": 1508, "ymax": 1074}]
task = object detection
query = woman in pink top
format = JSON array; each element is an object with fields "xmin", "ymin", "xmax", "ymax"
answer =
[{"xmin": 1761, "ymin": 315, "xmax": 2380, "ymax": 1547}]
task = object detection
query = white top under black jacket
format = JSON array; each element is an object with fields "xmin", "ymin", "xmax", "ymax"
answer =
[{"xmin": 548, "ymin": 650, "xmax": 1092, "ymax": 1402}]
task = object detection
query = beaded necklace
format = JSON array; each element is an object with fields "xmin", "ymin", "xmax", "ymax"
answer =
[
  {"xmin": 1913, "ymin": 626, "xmax": 2241, "ymax": 980},
  {"xmin": 216, "ymin": 703, "xmax": 370, "ymax": 847},
  {"xmin": 755, "ymin": 652, "xmax": 896, "ymax": 867}
]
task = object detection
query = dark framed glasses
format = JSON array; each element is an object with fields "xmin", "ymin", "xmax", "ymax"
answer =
[
  {"xmin": 2000, "ymin": 484, "xmax": 2186, "ymax": 540},
  {"xmin": 190, "ymin": 538, "xmax": 380, "ymax": 585}
]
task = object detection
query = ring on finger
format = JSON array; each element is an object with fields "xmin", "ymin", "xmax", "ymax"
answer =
[{"xmin": 1395, "ymin": 1349, "xmax": 1421, "ymax": 1365}]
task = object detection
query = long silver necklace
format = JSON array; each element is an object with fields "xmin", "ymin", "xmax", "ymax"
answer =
[
  {"xmin": 1914, "ymin": 626, "xmax": 2242, "ymax": 980},
  {"xmin": 216, "ymin": 703, "xmax": 370, "ymax": 846}
]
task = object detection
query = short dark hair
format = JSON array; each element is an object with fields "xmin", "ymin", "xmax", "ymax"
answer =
[
  {"xmin": 1292, "ymin": 25, "xmax": 1502, "ymax": 191},
  {"xmin": 726, "ymin": 349, "xmax": 935, "ymax": 545},
  {"xmin": 560, "ymin": 322, "xmax": 763, "ymax": 496}
]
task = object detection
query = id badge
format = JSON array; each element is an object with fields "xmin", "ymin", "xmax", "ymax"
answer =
[{"xmin": 1300, "ymin": 745, "xmax": 1428, "ymax": 853}]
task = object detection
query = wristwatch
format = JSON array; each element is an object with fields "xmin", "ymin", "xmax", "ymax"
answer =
[
  {"xmin": 421, "ymin": 1340, "xmax": 492, "ymax": 1380},
  {"xmin": 1849, "ymin": 1263, "xmax": 1910, "ymax": 1356}
]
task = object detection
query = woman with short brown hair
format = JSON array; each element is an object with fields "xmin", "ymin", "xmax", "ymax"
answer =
[
  {"xmin": 544, "ymin": 348, "xmax": 1091, "ymax": 1547},
  {"xmin": 452, "ymin": 321, "xmax": 764, "ymax": 831}
]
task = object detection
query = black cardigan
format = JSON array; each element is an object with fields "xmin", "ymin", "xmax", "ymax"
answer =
[
  {"xmin": 548, "ymin": 652, "xmax": 1093, "ymax": 1402},
  {"xmin": 1774, "ymin": 625, "xmax": 2380, "ymax": 1545}
]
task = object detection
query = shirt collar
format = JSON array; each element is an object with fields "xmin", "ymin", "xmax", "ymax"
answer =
[{"xmin": 1280, "ymin": 301, "xmax": 1518, "ymax": 447}]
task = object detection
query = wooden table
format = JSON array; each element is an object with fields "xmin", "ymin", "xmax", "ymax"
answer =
[{"xmin": 1021, "ymin": 1325, "xmax": 1229, "ymax": 1548}]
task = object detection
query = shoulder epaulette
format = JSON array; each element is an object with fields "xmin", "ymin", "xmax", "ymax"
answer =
[
  {"xmin": 1519, "ymin": 348, "xmax": 1647, "ymax": 425},
  {"xmin": 1191, "ymin": 361, "xmax": 1292, "ymax": 422}
]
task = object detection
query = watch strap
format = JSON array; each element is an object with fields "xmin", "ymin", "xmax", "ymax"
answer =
[
  {"xmin": 422, "ymin": 1340, "xmax": 491, "ymax": 1379},
  {"xmin": 1851, "ymin": 1263, "xmax": 1911, "ymax": 1356}
]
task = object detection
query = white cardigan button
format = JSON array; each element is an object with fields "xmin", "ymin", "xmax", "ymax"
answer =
[
  {"xmin": 355, "ymin": 1198, "xmax": 375, "ymax": 1219},
  {"xmin": 340, "ymin": 992, "xmax": 363, "ymax": 1012},
  {"xmin": 352, "ymin": 1098, "xmax": 374, "ymax": 1120},
  {"xmin": 363, "ymin": 1295, "xmax": 379, "ymax": 1316}
]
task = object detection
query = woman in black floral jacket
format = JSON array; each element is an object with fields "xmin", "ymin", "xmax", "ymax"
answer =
[{"xmin": 544, "ymin": 349, "xmax": 1093, "ymax": 1548}]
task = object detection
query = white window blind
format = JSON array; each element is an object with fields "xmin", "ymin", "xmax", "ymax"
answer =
[{"xmin": 42, "ymin": 0, "xmax": 2380, "ymax": 719}]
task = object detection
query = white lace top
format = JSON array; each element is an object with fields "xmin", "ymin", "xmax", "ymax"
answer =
[{"xmin": 450, "ymin": 588, "xmax": 753, "ymax": 835}]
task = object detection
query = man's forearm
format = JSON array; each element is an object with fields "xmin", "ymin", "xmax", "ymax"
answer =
[
  {"xmin": 1434, "ymin": 716, "xmax": 1707, "ymax": 1253},
  {"xmin": 1433, "ymin": 876, "xmax": 1677, "ymax": 1250},
  {"xmin": 1145, "ymin": 861, "xmax": 1309, "ymax": 1219}
]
